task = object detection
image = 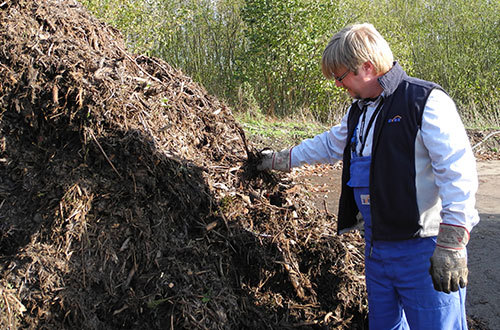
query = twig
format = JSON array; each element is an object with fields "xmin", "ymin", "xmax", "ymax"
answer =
[
  {"xmin": 89, "ymin": 131, "xmax": 123, "ymax": 179},
  {"xmin": 116, "ymin": 45, "xmax": 169, "ymax": 89},
  {"xmin": 472, "ymin": 131, "xmax": 500, "ymax": 150},
  {"xmin": 144, "ymin": 56, "xmax": 175, "ymax": 81},
  {"xmin": 236, "ymin": 124, "xmax": 251, "ymax": 159},
  {"xmin": 322, "ymin": 200, "xmax": 330, "ymax": 216}
]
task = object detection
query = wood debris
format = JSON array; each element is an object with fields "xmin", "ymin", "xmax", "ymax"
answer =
[{"xmin": 0, "ymin": 1, "xmax": 367, "ymax": 329}]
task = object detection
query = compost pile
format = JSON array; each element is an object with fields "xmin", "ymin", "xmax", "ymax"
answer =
[{"xmin": 0, "ymin": 0, "xmax": 366, "ymax": 329}]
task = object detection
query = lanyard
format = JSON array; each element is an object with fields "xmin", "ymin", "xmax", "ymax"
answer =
[{"xmin": 358, "ymin": 99, "xmax": 384, "ymax": 156}]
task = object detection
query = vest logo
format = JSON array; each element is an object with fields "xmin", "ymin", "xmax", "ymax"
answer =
[{"xmin": 388, "ymin": 115, "xmax": 402, "ymax": 123}]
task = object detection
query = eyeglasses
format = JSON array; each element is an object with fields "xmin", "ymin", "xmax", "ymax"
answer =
[{"xmin": 334, "ymin": 69, "xmax": 350, "ymax": 83}]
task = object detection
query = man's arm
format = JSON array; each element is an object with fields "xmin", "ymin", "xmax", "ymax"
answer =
[
  {"xmin": 421, "ymin": 89, "xmax": 479, "ymax": 231},
  {"xmin": 421, "ymin": 88, "xmax": 479, "ymax": 293},
  {"xmin": 257, "ymin": 112, "xmax": 349, "ymax": 172}
]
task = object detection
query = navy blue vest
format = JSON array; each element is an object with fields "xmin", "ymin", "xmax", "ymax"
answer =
[{"xmin": 338, "ymin": 63, "xmax": 442, "ymax": 240}]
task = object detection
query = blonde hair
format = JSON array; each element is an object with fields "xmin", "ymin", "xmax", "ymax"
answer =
[{"xmin": 321, "ymin": 23, "xmax": 394, "ymax": 79}]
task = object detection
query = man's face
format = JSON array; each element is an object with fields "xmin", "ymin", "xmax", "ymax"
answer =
[{"xmin": 333, "ymin": 62, "xmax": 380, "ymax": 99}]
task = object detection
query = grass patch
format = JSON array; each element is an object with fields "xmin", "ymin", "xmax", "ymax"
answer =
[{"xmin": 235, "ymin": 111, "xmax": 330, "ymax": 150}]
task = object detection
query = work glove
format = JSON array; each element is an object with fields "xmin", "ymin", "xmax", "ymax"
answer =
[
  {"xmin": 430, "ymin": 223, "xmax": 470, "ymax": 294},
  {"xmin": 256, "ymin": 148, "xmax": 292, "ymax": 172}
]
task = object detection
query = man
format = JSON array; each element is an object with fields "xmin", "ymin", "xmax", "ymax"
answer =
[{"xmin": 257, "ymin": 23, "xmax": 479, "ymax": 329}]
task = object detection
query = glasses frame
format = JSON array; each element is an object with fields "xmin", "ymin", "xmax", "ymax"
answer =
[{"xmin": 334, "ymin": 69, "xmax": 350, "ymax": 83}]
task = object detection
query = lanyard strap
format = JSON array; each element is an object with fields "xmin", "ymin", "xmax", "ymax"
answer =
[{"xmin": 358, "ymin": 99, "xmax": 384, "ymax": 156}]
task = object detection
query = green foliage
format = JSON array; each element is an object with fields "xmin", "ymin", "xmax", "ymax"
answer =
[
  {"xmin": 148, "ymin": 0, "xmax": 246, "ymax": 101},
  {"xmin": 81, "ymin": 0, "xmax": 500, "ymax": 127},
  {"xmin": 235, "ymin": 112, "xmax": 328, "ymax": 149},
  {"xmin": 79, "ymin": 0, "xmax": 156, "ymax": 51},
  {"xmin": 81, "ymin": 0, "xmax": 246, "ymax": 102},
  {"xmin": 367, "ymin": 0, "xmax": 500, "ymax": 126},
  {"xmin": 240, "ymin": 0, "xmax": 351, "ymax": 120}
]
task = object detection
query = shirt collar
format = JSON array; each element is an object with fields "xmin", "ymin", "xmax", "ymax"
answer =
[{"xmin": 356, "ymin": 93, "xmax": 384, "ymax": 109}]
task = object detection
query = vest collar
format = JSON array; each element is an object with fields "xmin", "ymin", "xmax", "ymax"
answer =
[
  {"xmin": 354, "ymin": 62, "xmax": 406, "ymax": 108},
  {"xmin": 377, "ymin": 61, "xmax": 407, "ymax": 97}
]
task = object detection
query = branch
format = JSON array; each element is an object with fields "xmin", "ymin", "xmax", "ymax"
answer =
[{"xmin": 472, "ymin": 131, "xmax": 500, "ymax": 151}]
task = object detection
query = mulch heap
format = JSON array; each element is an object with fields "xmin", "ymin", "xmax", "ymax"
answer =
[{"xmin": 0, "ymin": 1, "xmax": 367, "ymax": 329}]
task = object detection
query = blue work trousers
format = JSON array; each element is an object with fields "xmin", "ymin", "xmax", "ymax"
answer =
[{"xmin": 348, "ymin": 155, "xmax": 467, "ymax": 329}]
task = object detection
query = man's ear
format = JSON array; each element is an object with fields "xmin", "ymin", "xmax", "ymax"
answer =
[
  {"xmin": 362, "ymin": 61, "xmax": 376, "ymax": 73},
  {"xmin": 362, "ymin": 61, "xmax": 381, "ymax": 78}
]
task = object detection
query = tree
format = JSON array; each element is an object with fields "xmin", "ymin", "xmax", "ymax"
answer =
[{"xmin": 82, "ymin": 0, "xmax": 500, "ymax": 125}]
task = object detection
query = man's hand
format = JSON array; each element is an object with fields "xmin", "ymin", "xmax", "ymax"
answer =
[
  {"xmin": 430, "ymin": 224, "xmax": 470, "ymax": 293},
  {"xmin": 256, "ymin": 148, "xmax": 291, "ymax": 172}
]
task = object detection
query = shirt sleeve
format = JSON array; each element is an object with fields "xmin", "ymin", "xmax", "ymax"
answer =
[
  {"xmin": 421, "ymin": 89, "xmax": 480, "ymax": 231},
  {"xmin": 290, "ymin": 111, "xmax": 349, "ymax": 167}
]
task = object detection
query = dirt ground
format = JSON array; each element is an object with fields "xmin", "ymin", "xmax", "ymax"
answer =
[
  {"xmin": 467, "ymin": 160, "xmax": 500, "ymax": 329},
  {"xmin": 291, "ymin": 159, "xmax": 500, "ymax": 330}
]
